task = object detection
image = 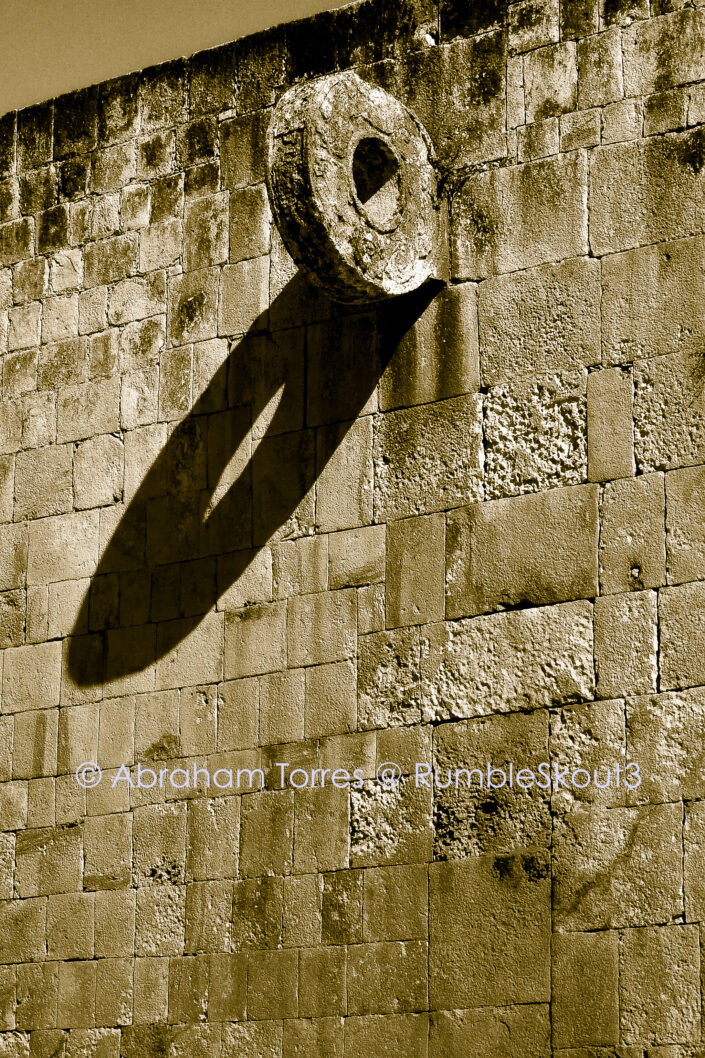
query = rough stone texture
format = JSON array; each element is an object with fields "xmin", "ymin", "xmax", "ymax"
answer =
[{"xmin": 0, "ymin": 0, "xmax": 701, "ymax": 1052}]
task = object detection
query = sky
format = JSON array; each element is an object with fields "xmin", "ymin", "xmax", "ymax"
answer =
[{"xmin": 0, "ymin": 0, "xmax": 351, "ymax": 113}]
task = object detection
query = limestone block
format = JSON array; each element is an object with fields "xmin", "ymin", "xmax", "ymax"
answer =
[
  {"xmin": 378, "ymin": 284, "xmax": 479, "ymax": 412},
  {"xmin": 587, "ymin": 368, "xmax": 634, "ymax": 481},
  {"xmin": 168, "ymin": 955, "xmax": 209, "ymax": 1023},
  {"xmin": 577, "ymin": 27, "xmax": 623, "ymax": 108},
  {"xmin": 358, "ymin": 626, "xmax": 422, "ymax": 729},
  {"xmin": 258, "ymin": 668, "xmax": 303, "ymax": 746},
  {"xmin": 95, "ymin": 959, "xmax": 132, "ymax": 1027},
  {"xmin": 551, "ymin": 932, "xmax": 619, "ymax": 1049},
  {"xmin": 15, "ymin": 444, "xmax": 73, "ymax": 520},
  {"xmin": 132, "ymin": 803, "xmax": 186, "ymax": 887},
  {"xmin": 2, "ymin": 641, "xmax": 62, "ymax": 713},
  {"xmin": 12, "ymin": 709, "xmax": 58, "ymax": 779},
  {"xmin": 155, "ymin": 612, "xmax": 224, "ymax": 691},
  {"xmin": 328, "ymin": 526, "xmax": 384, "ymax": 590},
  {"xmin": 453, "ymin": 152, "xmax": 587, "ymax": 280},
  {"xmin": 224, "ymin": 602, "xmax": 287, "ymax": 679},
  {"xmin": 524, "ymin": 42, "xmax": 577, "ymax": 122},
  {"xmin": 3, "ymin": 351, "xmax": 37, "ymax": 400},
  {"xmin": 218, "ymin": 256, "xmax": 269, "ymax": 337},
  {"xmin": 387, "ymin": 514, "xmax": 444, "ymax": 628},
  {"xmin": 13, "ymin": 258, "xmax": 47, "ymax": 304},
  {"xmin": 358, "ymin": 582, "xmax": 385, "ymax": 635},
  {"xmin": 222, "ymin": 1022, "xmax": 282, "ymax": 1058},
  {"xmin": 599, "ymin": 474, "xmax": 666, "ymax": 593},
  {"xmin": 590, "ymin": 130, "xmax": 705, "ymax": 256},
  {"xmin": 347, "ymin": 940, "xmax": 427, "ymax": 1014},
  {"xmin": 351, "ymin": 776, "xmax": 432, "ymax": 867},
  {"xmin": 167, "ymin": 268, "xmax": 219, "ymax": 346},
  {"xmin": 230, "ymin": 184, "xmax": 271, "ymax": 263},
  {"xmin": 517, "ymin": 117, "xmax": 559, "ymax": 162},
  {"xmin": 684, "ymin": 799, "xmax": 705, "ymax": 918},
  {"xmin": 294, "ymin": 786, "xmax": 349, "ymax": 872},
  {"xmin": 344, "ymin": 1014, "xmax": 428, "ymax": 1058},
  {"xmin": 619, "ymin": 925, "xmax": 701, "ymax": 1044},
  {"xmin": 0, "ymin": 525, "xmax": 27, "ymax": 592},
  {"xmin": 247, "ymin": 949, "xmax": 297, "ymax": 1019},
  {"xmin": 666, "ymin": 464, "xmax": 705, "ymax": 583},
  {"xmin": 421, "ymin": 600, "xmax": 594, "ymax": 721},
  {"xmin": 603, "ymin": 237, "xmax": 705, "ymax": 367},
  {"xmin": 15, "ymin": 962, "xmax": 58, "ymax": 1029},
  {"xmin": 484, "ymin": 371, "xmax": 587, "ymax": 499},
  {"xmin": 184, "ymin": 193, "xmax": 228, "ymax": 272},
  {"xmin": 47, "ymin": 891, "xmax": 94, "ymax": 959},
  {"xmin": 73, "ymin": 434, "xmax": 123, "ymax": 510},
  {"xmin": 627, "ymin": 688, "xmax": 705, "ymax": 803},
  {"xmin": 288, "ymin": 588, "xmax": 356, "ymax": 667},
  {"xmin": 0, "ymin": 589, "xmax": 26, "ymax": 649},
  {"xmin": 83, "ymin": 813, "xmax": 131, "ymax": 891},
  {"xmin": 429, "ymin": 1004, "xmax": 550, "ymax": 1058},
  {"xmin": 446, "ymin": 484, "xmax": 598, "ymax": 619},
  {"xmin": 429, "ymin": 853, "xmax": 550, "ymax": 1008},
  {"xmin": 321, "ymin": 868, "xmax": 363, "ymax": 946},
  {"xmin": 207, "ymin": 954, "xmax": 246, "ymax": 1022},
  {"xmin": 283, "ymin": 1018, "xmax": 344, "ymax": 1058},
  {"xmin": 38, "ymin": 336, "xmax": 88, "ymax": 390},
  {"xmin": 184, "ymin": 878, "xmax": 232, "ymax": 953},
  {"xmin": 56, "ymin": 961, "xmax": 96, "ymax": 1028},
  {"xmin": 0, "ymin": 782, "xmax": 27, "ymax": 831},
  {"xmin": 185, "ymin": 797, "xmax": 239, "ymax": 881},
  {"xmin": 57, "ymin": 375, "xmax": 120, "ymax": 443},
  {"xmin": 282, "ymin": 873, "xmax": 322, "ymax": 947},
  {"xmin": 57, "ymin": 703, "xmax": 99, "ymax": 773},
  {"xmin": 299, "ymin": 948, "xmax": 345, "ymax": 1017},
  {"xmin": 623, "ymin": 9, "xmax": 705, "ymax": 96},
  {"xmin": 660, "ymin": 581, "xmax": 705, "ymax": 690},
  {"xmin": 594, "ymin": 591, "xmax": 657, "ymax": 699},
  {"xmin": 434, "ymin": 711, "xmax": 551, "ymax": 858},
  {"xmin": 239, "ymin": 790, "xmax": 293, "ymax": 877},
  {"xmin": 0, "ymin": 219, "xmax": 33, "ymax": 267},
  {"xmin": 134, "ymin": 884, "xmax": 185, "ymax": 957},
  {"xmin": 231, "ymin": 875, "xmax": 283, "ymax": 951},
  {"xmin": 139, "ymin": 218, "xmax": 181, "ymax": 271},
  {"xmin": 316, "ymin": 416, "xmax": 374, "ymax": 532},
  {"xmin": 363, "ymin": 864, "xmax": 427, "ymax": 942},
  {"xmin": 0, "ymin": 899, "xmax": 46, "ymax": 964},
  {"xmin": 508, "ymin": 0, "xmax": 559, "ymax": 52},
  {"xmin": 553, "ymin": 803, "xmax": 682, "ymax": 930},
  {"xmin": 42, "ymin": 295, "xmax": 78, "ymax": 345},
  {"xmin": 8, "ymin": 303, "xmax": 39, "ymax": 351},
  {"xmin": 478, "ymin": 257, "xmax": 600, "ymax": 386},
  {"xmin": 374, "ymin": 394, "xmax": 483, "ymax": 519},
  {"xmin": 84, "ymin": 233, "xmax": 138, "ymax": 288},
  {"xmin": 15, "ymin": 823, "xmax": 83, "ymax": 897},
  {"xmin": 304, "ymin": 660, "xmax": 356, "ymax": 738},
  {"xmin": 272, "ymin": 536, "xmax": 327, "ymax": 598},
  {"xmin": 88, "ymin": 329, "xmax": 119, "ymax": 379}
]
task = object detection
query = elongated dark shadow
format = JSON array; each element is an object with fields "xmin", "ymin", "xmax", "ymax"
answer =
[{"xmin": 67, "ymin": 271, "xmax": 441, "ymax": 687}]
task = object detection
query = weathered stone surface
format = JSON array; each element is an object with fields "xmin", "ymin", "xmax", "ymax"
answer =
[
  {"xmin": 430, "ymin": 853, "xmax": 550, "ymax": 1009},
  {"xmin": 594, "ymin": 591, "xmax": 658, "ymax": 699},
  {"xmin": 587, "ymin": 368, "xmax": 634, "ymax": 482},
  {"xmin": 627, "ymin": 687, "xmax": 705, "ymax": 804},
  {"xmin": 477, "ymin": 257, "xmax": 600, "ymax": 385},
  {"xmin": 374, "ymin": 394, "xmax": 483, "ymax": 519},
  {"xmin": 429, "ymin": 1004, "xmax": 550, "ymax": 1058},
  {"xmin": 553, "ymin": 803, "xmax": 682, "ymax": 930},
  {"xmin": 599, "ymin": 474, "xmax": 666, "ymax": 594},
  {"xmin": 550, "ymin": 699, "xmax": 627, "ymax": 813},
  {"xmin": 552, "ymin": 932, "xmax": 619, "ymax": 1049},
  {"xmin": 484, "ymin": 371, "xmax": 587, "ymax": 499},
  {"xmin": 453, "ymin": 152, "xmax": 588, "ymax": 279},
  {"xmin": 446, "ymin": 485, "xmax": 598, "ymax": 618},
  {"xmin": 421, "ymin": 600, "xmax": 594, "ymax": 720},
  {"xmin": 619, "ymin": 925, "xmax": 701, "ymax": 1045},
  {"xmin": 659, "ymin": 581, "xmax": 705, "ymax": 690},
  {"xmin": 351, "ymin": 777, "xmax": 432, "ymax": 866}
]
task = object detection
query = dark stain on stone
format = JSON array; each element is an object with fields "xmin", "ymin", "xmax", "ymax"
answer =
[
  {"xmin": 468, "ymin": 31, "xmax": 505, "ymax": 107},
  {"xmin": 675, "ymin": 126, "xmax": 705, "ymax": 175},
  {"xmin": 178, "ymin": 291, "xmax": 207, "ymax": 333},
  {"xmin": 441, "ymin": 0, "xmax": 507, "ymax": 41},
  {"xmin": 58, "ymin": 156, "xmax": 90, "ymax": 201},
  {"xmin": 494, "ymin": 850, "xmax": 549, "ymax": 883},
  {"xmin": 54, "ymin": 85, "xmax": 98, "ymax": 159}
]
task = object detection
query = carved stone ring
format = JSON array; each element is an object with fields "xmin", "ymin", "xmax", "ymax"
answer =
[{"xmin": 266, "ymin": 71, "xmax": 441, "ymax": 303}]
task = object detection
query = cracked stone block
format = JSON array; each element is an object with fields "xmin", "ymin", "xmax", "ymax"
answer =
[
  {"xmin": 433, "ymin": 711, "xmax": 551, "ymax": 859},
  {"xmin": 552, "ymin": 802, "xmax": 682, "ymax": 931},
  {"xmin": 484, "ymin": 371, "xmax": 587, "ymax": 500},
  {"xmin": 421, "ymin": 600, "xmax": 594, "ymax": 721},
  {"xmin": 430, "ymin": 852, "xmax": 551, "ymax": 1009}
]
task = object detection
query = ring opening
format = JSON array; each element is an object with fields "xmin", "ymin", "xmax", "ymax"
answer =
[{"xmin": 352, "ymin": 137, "xmax": 401, "ymax": 229}]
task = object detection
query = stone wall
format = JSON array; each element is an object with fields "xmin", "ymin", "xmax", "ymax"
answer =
[{"xmin": 0, "ymin": 0, "xmax": 703, "ymax": 1054}]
